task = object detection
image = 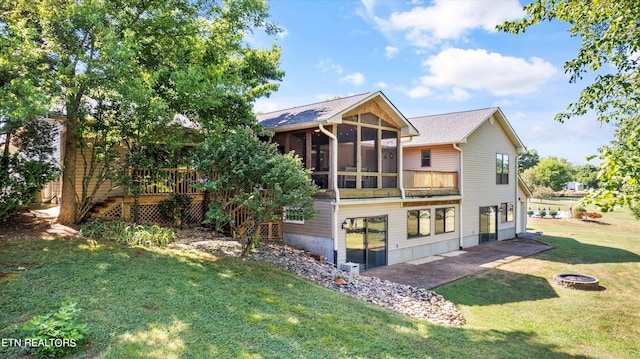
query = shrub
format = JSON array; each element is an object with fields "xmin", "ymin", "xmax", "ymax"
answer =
[
  {"xmin": 157, "ymin": 193, "xmax": 192, "ymax": 226},
  {"xmin": 573, "ymin": 211, "xmax": 587, "ymax": 219},
  {"xmin": 80, "ymin": 220, "xmax": 175, "ymax": 246},
  {"xmin": 22, "ymin": 301, "xmax": 88, "ymax": 358},
  {"xmin": 586, "ymin": 212, "xmax": 603, "ymax": 219},
  {"xmin": 527, "ymin": 210, "xmax": 534, "ymax": 217},
  {"xmin": 550, "ymin": 210, "xmax": 558, "ymax": 218}
]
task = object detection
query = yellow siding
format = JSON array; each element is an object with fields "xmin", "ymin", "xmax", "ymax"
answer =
[{"xmin": 403, "ymin": 145, "xmax": 460, "ymax": 172}]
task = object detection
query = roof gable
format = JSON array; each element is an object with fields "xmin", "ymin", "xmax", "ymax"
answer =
[
  {"xmin": 257, "ymin": 91, "xmax": 418, "ymax": 136},
  {"xmin": 407, "ymin": 107, "xmax": 525, "ymax": 151}
]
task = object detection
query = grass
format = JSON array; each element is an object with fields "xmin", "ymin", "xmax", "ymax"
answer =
[
  {"xmin": 437, "ymin": 204, "xmax": 640, "ymax": 359},
  {"xmin": 1, "ymin": 204, "xmax": 639, "ymax": 358}
]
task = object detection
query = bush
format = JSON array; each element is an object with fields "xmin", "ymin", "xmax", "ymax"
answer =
[
  {"xmin": 527, "ymin": 210, "xmax": 534, "ymax": 217},
  {"xmin": 80, "ymin": 220, "xmax": 176, "ymax": 246},
  {"xmin": 550, "ymin": 210, "xmax": 558, "ymax": 218},
  {"xmin": 586, "ymin": 212, "xmax": 603, "ymax": 219},
  {"xmin": 573, "ymin": 211, "xmax": 587, "ymax": 219},
  {"xmin": 157, "ymin": 193, "xmax": 192, "ymax": 226},
  {"xmin": 22, "ymin": 302, "xmax": 88, "ymax": 358}
]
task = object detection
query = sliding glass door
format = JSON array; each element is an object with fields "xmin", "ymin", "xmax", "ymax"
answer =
[{"xmin": 345, "ymin": 216, "xmax": 387, "ymax": 270}]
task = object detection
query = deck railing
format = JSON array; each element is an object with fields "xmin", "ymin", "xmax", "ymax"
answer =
[
  {"xmin": 132, "ymin": 168, "xmax": 203, "ymax": 195},
  {"xmin": 403, "ymin": 170, "xmax": 458, "ymax": 189}
]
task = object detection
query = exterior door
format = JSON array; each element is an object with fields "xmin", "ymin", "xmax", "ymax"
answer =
[
  {"xmin": 345, "ymin": 216, "xmax": 387, "ymax": 270},
  {"xmin": 479, "ymin": 206, "xmax": 497, "ymax": 243}
]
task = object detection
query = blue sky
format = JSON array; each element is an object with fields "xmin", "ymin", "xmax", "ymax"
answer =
[{"xmin": 250, "ymin": 0, "xmax": 614, "ymax": 165}]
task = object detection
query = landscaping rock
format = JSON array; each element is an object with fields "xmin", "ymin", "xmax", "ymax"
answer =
[{"xmin": 171, "ymin": 235, "xmax": 465, "ymax": 326}]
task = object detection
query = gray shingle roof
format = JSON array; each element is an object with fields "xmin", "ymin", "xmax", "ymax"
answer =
[
  {"xmin": 256, "ymin": 92, "xmax": 375, "ymax": 130},
  {"xmin": 407, "ymin": 108, "xmax": 499, "ymax": 146}
]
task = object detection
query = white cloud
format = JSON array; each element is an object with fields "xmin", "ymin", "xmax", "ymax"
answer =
[
  {"xmin": 340, "ymin": 72, "xmax": 366, "ymax": 86},
  {"xmin": 253, "ymin": 99, "xmax": 283, "ymax": 114},
  {"xmin": 374, "ymin": 81, "xmax": 388, "ymax": 88},
  {"xmin": 417, "ymin": 48, "xmax": 558, "ymax": 96},
  {"xmin": 385, "ymin": 45, "xmax": 399, "ymax": 59},
  {"xmin": 442, "ymin": 87, "xmax": 470, "ymax": 101},
  {"xmin": 371, "ymin": 0, "xmax": 523, "ymax": 47},
  {"xmin": 405, "ymin": 86, "xmax": 433, "ymax": 99},
  {"xmin": 317, "ymin": 58, "xmax": 343, "ymax": 74}
]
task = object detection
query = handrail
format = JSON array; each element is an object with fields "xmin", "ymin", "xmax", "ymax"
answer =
[
  {"xmin": 131, "ymin": 168, "xmax": 203, "ymax": 195},
  {"xmin": 403, "ymin": 170, "xmax": 458, "ymax": 189}
]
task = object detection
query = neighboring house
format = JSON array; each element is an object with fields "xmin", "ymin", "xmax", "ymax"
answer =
[
  {"xmin": 564, "ymin": 181, "xmax": 582, "ymax": 191},
  {"xmin": 258, "ymin": 95, "xmax": 532, "ymax": 271},
  {"xmin": 405, "ymin": 107, "xmax": 530, "ymax": 249}
]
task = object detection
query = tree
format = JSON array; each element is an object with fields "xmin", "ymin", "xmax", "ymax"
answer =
[
  {"xmin": 0, "ymin": 118, "xmax": 60, "ymax": 220},
  {"xmin": 196, "ymin": 125, "xmax": 317, "ymax": 255},
  {"xmin": 531, "ymin": 157, "xmax": 573, "ymax": 191},
  {"xmin": 519, "ymin": 148, "xmax": 539, "ymax": 173},
  {"xmin": 1, "ymin": 0, "xmax": 283, "ymax": 224},
  {"xmin": 573, "ymin": 164, "xmax": 599, "ymax": 190},
  {"xmin": 499, "ymin": 1, "xmax": 640, "ymax": 214}
]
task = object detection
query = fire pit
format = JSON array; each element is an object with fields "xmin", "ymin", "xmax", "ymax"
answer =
[{"xmin": 554, "ymin": 274, "xmax": 600, "ymax": 290}]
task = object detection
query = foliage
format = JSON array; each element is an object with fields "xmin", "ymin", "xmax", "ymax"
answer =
[
  {"xmin": 518, "ymin": 148, "xmax": 539, "ymax": 173},
  {"xmin": 499, "ymin": 0, "xmax": 640, "ymax": 216},
  {"xmin": 158, "ymin": 193, "xmax": 193, "ymax": 226},
  {"xmin": 0, "ymin": 118, "xmax": 60, "ymax": 221},
  {"xmin": 549, "ymin": 210, "xmax": 558, "ymax": 218},
  {"xmin": 196, "ymin": 126, "xmax": 317, "ymax": 255},
  {"xmin": 523, "ymin": 157, "xmax": 574, "ymax": 193},
  {"xmin": 573, "ymin": 210, "xmax": 586, "ymax": 220},
  {"xmin": 573, "ymin": 164, "xmax": 599, "ymax": 190},
  {"xmin": 1, "ymin": 0, "xmax": 284, "ymax": 224},
  {"xmin": 80, "ymin": 219, "xmax": 175, "ymax": 247},
  {"xmin": 22, "ymin": 301, "xmax": 88, "ymax": 358},
  {"xmin": 533, "ymin": 186, "xmax": 555, "ymax": 200}
]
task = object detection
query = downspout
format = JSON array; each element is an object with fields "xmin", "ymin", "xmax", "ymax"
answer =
[
  {"xmin": 319, "ymin": 124, "xmax": 339, "ymax": 264},
  {"xmin": 515, "ymin": 154, "xmax": 522, "ymax": 237},
  {"xmin": 453, "ymin": 143, "xmax": 463, "ymax": 249}
]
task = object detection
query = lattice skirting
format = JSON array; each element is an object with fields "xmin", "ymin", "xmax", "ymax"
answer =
[
  {"xmin": 259, "ymin": 222, "xmax": 282, "ymax": 241},
  {"xmin": 132, "ymin": 202, "xmax": 205, "ymax": 225},
  {"xmin": 102, "ymin": 203, "xmax": 122, "ymax": 218}
]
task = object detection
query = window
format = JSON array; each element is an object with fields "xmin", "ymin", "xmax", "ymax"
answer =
[
  {"xmin": 501, "ymin": 202, "xmax": 514, "ymax": 222},
  {"xmin": 496, "ymin": 153, "xmax": 509, "ymax": 184},
  {"xmin": 435, "ymin": 207, "xmax": 455, "ymax": 234},
  {"xmin": 407, "ymin": 209, "xmax": 430, "ymax": 238},
  {"xmin": 283, "ymin": 207, "xmax": 304, "ymax": 224},
  {"xmin": 421, "ymin": 149, "xmax": 431, "ymax": 167}
]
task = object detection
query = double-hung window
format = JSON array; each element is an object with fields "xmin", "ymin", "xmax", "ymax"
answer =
[
  {"xmin": 407, "ymin": 209, "xmax": 430, "ymax": 238},
  {"xmin": 496, "ymin": 153, "xmax": 509, "ymax": 184}
]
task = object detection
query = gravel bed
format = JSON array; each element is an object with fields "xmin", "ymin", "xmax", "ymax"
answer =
[{"xmin": 170, "ymin": 235, "xmax": 465, "ymax": 326}]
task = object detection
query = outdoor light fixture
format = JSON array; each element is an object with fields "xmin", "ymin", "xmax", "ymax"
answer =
[{"xmin": 341, "ymin": 220, "xmax": 348, "ymax": 230}]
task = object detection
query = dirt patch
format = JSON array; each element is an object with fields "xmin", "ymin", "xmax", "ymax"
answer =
[{"xmin": 0, "ymin": 212, "xmax": 79, "ymax": 243}]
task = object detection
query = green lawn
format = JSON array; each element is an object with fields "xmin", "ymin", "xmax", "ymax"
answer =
[
  {"xmin": 1, "ymin": 205, "xmax": 639, "ymax": 358},
  {"xmin": 438, "ymin": 206, "xmax": 640, "ymax": 359}
]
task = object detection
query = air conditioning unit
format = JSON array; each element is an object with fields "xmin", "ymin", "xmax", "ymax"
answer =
[{"xmin": 340, "ymin": 262, "xmax": 360, "ymax": 276}]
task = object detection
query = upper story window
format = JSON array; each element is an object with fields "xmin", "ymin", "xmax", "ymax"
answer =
[
  {"xmin": 337, "ymin": 113, "xmax": 399, "ymax": 189},
  {"xmin": 421, "ymin": 149, "xmax": 431, "ymax": 167},
  {"xmin": 496, "ymin": 153, "xmax": 509, "ymax": 184}
]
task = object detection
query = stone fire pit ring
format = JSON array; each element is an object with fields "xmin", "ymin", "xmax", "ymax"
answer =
[{"xmin": 554, "ymin": 273, "xmax": 600, "ymax": 290}]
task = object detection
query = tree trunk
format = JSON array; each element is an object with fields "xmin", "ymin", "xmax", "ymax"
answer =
[{"xmin": 58, "ymin": 118, "xmax": 78, "ymax": 224}]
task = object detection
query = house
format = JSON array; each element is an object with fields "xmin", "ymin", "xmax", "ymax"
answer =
[
  {"xmin": 406, "ymin": 108, "xmax": 531, "ymax": 249},
  {"xmin": 258, "ymin": 94, "xmax": 531, "ymax": 271}
]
